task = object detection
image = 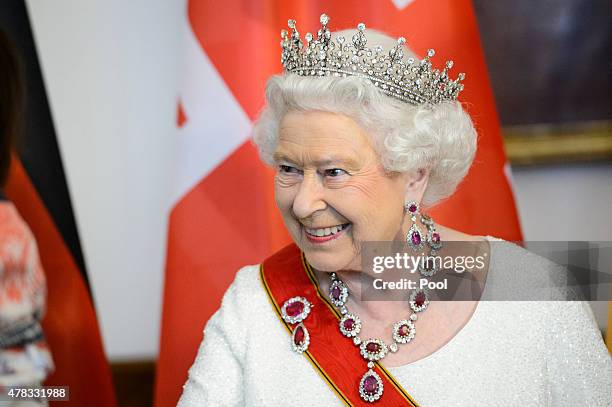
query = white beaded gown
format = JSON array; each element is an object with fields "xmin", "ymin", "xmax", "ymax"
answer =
[{"xmin": 178, "ymin": 237, "xmax": 612, "ymax": 406}]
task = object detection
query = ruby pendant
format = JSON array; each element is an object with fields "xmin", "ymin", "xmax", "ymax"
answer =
[
  {"xmin": 329, "ymin": 279, "xmax": 348, "ymax": 307},
  {"xmin": 359, "ymin": 368, "xmax": 384, "ymax": 402},
  {"xmin": 428, "ymin": 229, "xmax": 442, "ymax": 250},
  {"xmin": 406, "ymin": 224, "xmax": 424, "ymax": 251},
  {"xmin": 291, "ymin": 322, "xmax": 310, "ymax": 354},
  {"xmin": 409, "ymin": 289, "xmax": 429, "ymax": 313}
]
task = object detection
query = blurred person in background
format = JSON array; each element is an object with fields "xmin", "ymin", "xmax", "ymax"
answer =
[{"xmin": 0, "ymin": 29, "xmax": 53, "ymax": 406}]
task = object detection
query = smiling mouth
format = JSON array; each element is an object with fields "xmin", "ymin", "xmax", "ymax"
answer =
[{"xmin": 303, "ymin": 223, "xmax": 351, "ymax": 238}]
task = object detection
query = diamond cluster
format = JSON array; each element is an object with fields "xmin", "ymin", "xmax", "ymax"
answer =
[{"xmin": 280, "ymin": 13, "xmax": 466, "ymax": 106}]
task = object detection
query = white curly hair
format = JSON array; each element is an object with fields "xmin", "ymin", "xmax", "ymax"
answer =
[{"xmin": 252, "ymin": 30, "xmax": 477, "ymax": 207}]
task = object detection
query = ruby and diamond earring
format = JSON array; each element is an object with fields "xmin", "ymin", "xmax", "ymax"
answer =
[
  {"xmin": 405, "ymin": 201, "xmax": 443, "ymax": 276},
  {"xmin": 405, "ymin": 201, "xmax": 424, "ymax": 251}
]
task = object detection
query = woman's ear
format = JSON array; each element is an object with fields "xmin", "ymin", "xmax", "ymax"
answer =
[{"xmin": 405, "ymin": 168, "xmax": 429, "ymax": 201}]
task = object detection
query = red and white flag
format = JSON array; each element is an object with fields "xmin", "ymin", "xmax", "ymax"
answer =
[{"xmin": 156, "ymin": 1, "xmax": 522, "ymax": 405}]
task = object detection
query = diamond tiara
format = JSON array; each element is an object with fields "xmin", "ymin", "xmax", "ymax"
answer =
[{"xmin": 280, "ymin": 13, "xmax": 465, "ymax": 106}]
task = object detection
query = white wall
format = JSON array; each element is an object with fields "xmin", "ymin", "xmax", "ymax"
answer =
[
  {"xmin": 26, "ymin": 0, "xmax": 182, "ymax": 360},
  {"xmin": 25, "ymin": 1, "xmax": 609, "ymax": 360},
  {"xmin": 511, "ymin": 163, "xmax": 612, "ymax": 241}
]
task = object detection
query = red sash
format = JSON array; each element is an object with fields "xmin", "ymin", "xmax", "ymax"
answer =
[{"xmin": 260, "ymin": 244, "xmax": 420, "ymax": 406}]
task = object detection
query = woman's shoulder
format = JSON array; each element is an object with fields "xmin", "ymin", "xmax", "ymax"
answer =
[
  {"xmin": 227, "ymin": 264, "xmax": 262, "ymax": 292},
  {"xmin": 481, "ymin": 237, "xmax": 582, "ymax": 301},
  {"xmin": 478, "ymin": 234, "xmax": 562, "ymax": 272},
  {"xmin": 207, "ymin": 264, "xmax": 269, "ymax": 330},
  {"xmin": 199, "ymin": 263, "xmax": 282, "ymax": 363},
  {"xmin": 216, "ymin": 264, "xmax": 265, "ymax": 314},
  {"xmin": 436, "ymin": 224, "xmax": 487, "ymax": 243}
]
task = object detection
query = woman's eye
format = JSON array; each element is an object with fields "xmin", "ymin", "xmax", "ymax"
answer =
[
  {"xmin": 324, "ymin": 168, "xmax": 348, "ymax": 177},
  {"xmin": 278, "ymin": 164, "xmax": 300, "ymax": 174}
]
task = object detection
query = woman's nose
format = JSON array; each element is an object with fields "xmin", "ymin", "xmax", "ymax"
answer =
[{"xmin": 292, "ymin": 173, "xmax": 326, "ymax": 219}]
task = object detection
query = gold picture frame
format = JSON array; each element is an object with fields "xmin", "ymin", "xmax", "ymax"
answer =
[{"xmin": 502, "ymin": 121, "xmax": 612, "ymax": 166}]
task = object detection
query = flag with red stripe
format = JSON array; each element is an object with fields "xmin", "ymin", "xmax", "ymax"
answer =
[
  {"xmin": 1, "ymin": 2, "xmax": 117, "ymax": 405},
  {"xmin": 156, "ymin": 1, "xmax": 522, "ymax": 405}
]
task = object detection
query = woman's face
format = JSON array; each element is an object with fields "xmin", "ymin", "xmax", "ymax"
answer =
[{"xmin": 273, "ymin": 110, "xmax": 415, "ymax": 272}]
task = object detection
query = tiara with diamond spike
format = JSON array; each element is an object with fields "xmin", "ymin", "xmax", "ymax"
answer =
[{"xmin": 280, "ymin": 13, "xmax": 465, "ymax": 106}]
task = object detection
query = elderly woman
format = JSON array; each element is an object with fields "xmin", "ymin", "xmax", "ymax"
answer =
[{"xmin": 178, "ymin": 14, "xmax": 611, "ymax": 406}]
